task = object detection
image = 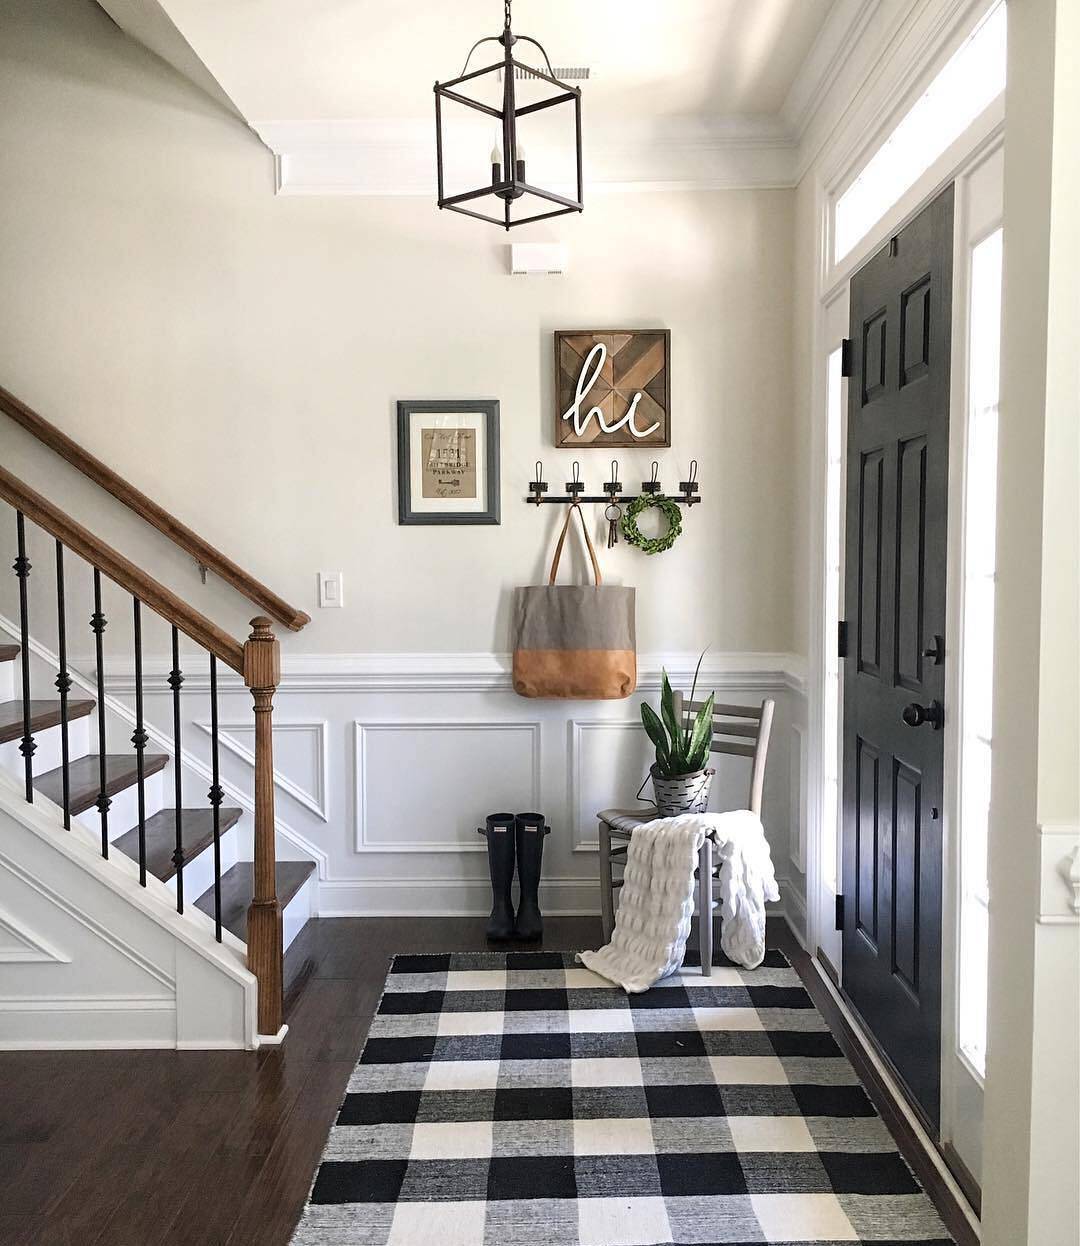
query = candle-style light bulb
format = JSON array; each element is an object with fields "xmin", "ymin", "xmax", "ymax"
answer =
[
  {"xmin": 491, "ymin": 141, "xmax": 503, "ymax": 186},
  {"xmin": 515, "ymin": 138, "xmax": 526, "ymax": 182}
]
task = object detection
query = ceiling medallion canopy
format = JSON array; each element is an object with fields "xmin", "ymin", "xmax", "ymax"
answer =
[{"xmin": 434, "ymin": 0, "xmax": 584, "ymax": 231}]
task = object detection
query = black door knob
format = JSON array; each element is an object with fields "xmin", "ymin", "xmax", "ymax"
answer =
[{"xmin": 902, "ymin": 699, "xmax": 944, "ymax": 730}]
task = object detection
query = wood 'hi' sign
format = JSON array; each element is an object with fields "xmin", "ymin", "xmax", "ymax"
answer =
[{"xmin": 554, "ymin": 330, "xmax": 671, "ymax": 449}]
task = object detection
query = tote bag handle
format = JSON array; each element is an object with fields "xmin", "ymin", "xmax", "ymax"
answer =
[{"xmin": 548, "ymin": 501, "xmax": 603, "ymax": 586}]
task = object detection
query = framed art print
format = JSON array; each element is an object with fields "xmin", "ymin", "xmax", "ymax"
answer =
[
  {"xmin": 397, "ymin": 400, "xmax": 500, "ymax": 525},
  {"xmin": 554, "ymin": 329, "xmax": 671, "ymax": 449}
]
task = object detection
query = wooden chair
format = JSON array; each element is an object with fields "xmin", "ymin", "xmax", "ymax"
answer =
[{"xmin": 596, "ymin": 694, "xmax": 775, "ymax": 976}]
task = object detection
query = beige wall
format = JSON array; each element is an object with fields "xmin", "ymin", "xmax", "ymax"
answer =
[{"xmin": 0, "ymin": 0, "xmax": 798, "ymax": 663}]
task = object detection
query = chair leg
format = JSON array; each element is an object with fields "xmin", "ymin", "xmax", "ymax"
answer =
[
  {"xmin": 698, "ymin": 837, "xmax": 713, "ymax": 976},
  {"xmin": 598, "ymin": 821, "xmax": 615, "ymax": 942}
]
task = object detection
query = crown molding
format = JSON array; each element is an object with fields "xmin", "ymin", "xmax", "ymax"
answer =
[
  {"xmin": 252, "ymin": 116, "xmax": 799, "ymax": 196},
  {"xmin": 781, "ymin": 0, "xmax": 888, "ymax": 143}
]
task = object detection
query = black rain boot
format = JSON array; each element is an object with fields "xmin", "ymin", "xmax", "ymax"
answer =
[
  {"xmin": 514, "ymin": 813, "xmax": 549, "ymax": 942},
  {"xmin": 479, "ymin": 813, "xmax": 516, "ymax": 941}
]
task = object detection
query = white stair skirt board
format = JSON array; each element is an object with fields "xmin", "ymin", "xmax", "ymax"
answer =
[{"xmin": 0, "ymin": 775, "xmax": 259, "ymax": 1049}]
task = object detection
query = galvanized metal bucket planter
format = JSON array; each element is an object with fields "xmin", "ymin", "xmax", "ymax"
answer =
[{"xmin": 650, "ymin": 764, "xmax": 715, "ymax": 817}]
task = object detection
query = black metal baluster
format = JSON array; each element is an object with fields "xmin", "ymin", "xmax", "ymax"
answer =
[
  {"xmin": 91, "ymin": 570, "xmax": 109, "ymax": 856},
  {"xmin": 208, "ymin": 653, "xmax": 223, "ymax": 941},
  {"xmin": 13, "ymin": 513, "xmax": 34, "ymax": 803},
  {"xmin": 131, "ymin": 600, "xmax": 148, "ymax": 886},
  {"xmin": 168, "ymin": 626, "xmax": 185, "ymax": 913},
  {"xmin": 54, "ymin": 541, "xmax": 71, "ymax": 829}
]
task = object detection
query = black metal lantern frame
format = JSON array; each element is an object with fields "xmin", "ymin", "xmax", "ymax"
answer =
[{"xmin": 434, "ymin": 2, "xmax": 584, "ymax": 231}]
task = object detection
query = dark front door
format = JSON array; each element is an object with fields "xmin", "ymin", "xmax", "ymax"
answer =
[{"xmin": 841, "ymin": 185, "xmax": 953, "ymax": 1129}]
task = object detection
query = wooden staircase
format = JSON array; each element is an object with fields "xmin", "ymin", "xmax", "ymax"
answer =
[
  {"xmin": 0, "ymin": 644, "xmax": 315, "ymax": 987},
  {"xmin": 0, "ymin": 384, "xmax": 316, "ymax": 1043}
]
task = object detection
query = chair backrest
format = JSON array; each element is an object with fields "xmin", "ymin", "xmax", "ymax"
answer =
[{"xmin": 672, "ymin": 692, "xmax": 775, "ymax": 817}]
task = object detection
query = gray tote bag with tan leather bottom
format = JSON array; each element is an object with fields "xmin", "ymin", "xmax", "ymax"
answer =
[{"xmin": 512, "ymin": 503, "xmax": 636, "ymax": 699}]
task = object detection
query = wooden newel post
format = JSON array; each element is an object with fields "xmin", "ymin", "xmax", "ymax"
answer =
[{"xmin": 244, "ymin": 616, "xmax": 282, "ymax": 1036}]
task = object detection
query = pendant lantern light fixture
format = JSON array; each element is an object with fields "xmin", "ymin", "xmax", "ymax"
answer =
[{"xmin": 434, "ymin": 0, "xmax": 584, "ymax": 230}]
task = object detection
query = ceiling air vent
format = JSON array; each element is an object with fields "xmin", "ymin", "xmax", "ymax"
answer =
[{"xmin": 500, "ymin": 65, "xmax": 592, "ymax": 82}]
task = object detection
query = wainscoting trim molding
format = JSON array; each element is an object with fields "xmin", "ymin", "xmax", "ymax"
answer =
[
  {"xmin": 568, "ymin": 719, "xmax": 645, "ymax": 854},
  {"xmin": 353, "ymin": 720, "xmax": 543, "ymax": 854},
  {"xmin": 99, "ymin": 651, "xmax": 807, "ymax": 696},
  {"xmin": 1039, "ymin": 822, "xmax": 1080, "ymax": 924},
  {"xmin": 0, "ymin": 902, "xmax": 72, "ymax": 964},
  {"xmin": 193, "ymin": 719, "xmax": 330, "ymax": 823}
]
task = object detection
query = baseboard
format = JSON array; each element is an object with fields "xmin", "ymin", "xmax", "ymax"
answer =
[
  {"xmin": 808, "ymin": 960, "xmax": 982, "ymax": 1242},
  {"xmin": 316, "ymin": 877, "xmax": 603, "ymax": 918},
  {"xmin": 0, "ymin": 995, "xmax": 177, "ymax": 1049},
  {"xmin": 317, "ymin": 876, "xmax": 812, "ymax": 925}
]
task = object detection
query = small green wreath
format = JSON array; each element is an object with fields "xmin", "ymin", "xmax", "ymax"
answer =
[{"xmin": 621, "ymin": 493, "xmax": 683, "ymax": 555}]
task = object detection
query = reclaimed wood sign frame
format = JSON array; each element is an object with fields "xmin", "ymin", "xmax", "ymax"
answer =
[{"xmin": 554, "ymin": 329, "xmax": 671, "ymax": 450}]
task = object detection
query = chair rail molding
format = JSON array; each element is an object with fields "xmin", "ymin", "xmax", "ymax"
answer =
[
  {"xmin": 1040, "ymin": 823, "xmax": 1080, "ymax": 924},
  {"xmin": 97, "ymin": 651, "xmax": 806, "ymax": 695}
]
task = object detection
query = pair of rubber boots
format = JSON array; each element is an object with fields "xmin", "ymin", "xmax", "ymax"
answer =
[{"xmin": 478, "ymin": 812, "xmax": 549, "ymax": 942}]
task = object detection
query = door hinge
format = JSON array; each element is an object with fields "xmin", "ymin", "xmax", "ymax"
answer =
[
  {"xmin": 838, "ymin": 620, "xmax": 849, "ymax": 658},
  {"xmin": 835, "ymin": 894, "xmax": 845, "ymax": 930},
  {"xmin": 840, "ymin": 338, "xmax": 853, "ymax": 377}
]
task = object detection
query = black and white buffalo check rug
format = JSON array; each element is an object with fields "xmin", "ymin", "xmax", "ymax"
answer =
[{"xmin": 291, "ymin": 950, "xmax": 953, "ymax": 1246}]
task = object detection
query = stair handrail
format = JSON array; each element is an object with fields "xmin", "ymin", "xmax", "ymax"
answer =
[
  {"xmin": 0, "ymin": 384, "xmax": 310, "ymax": 633},
  {"xmin": 0, "ymin": 463, "xmax": 244, "ymax": 671},
  {"xmin": 1, "ymin": 463, "xmax": 285, "ymax": 1036}
]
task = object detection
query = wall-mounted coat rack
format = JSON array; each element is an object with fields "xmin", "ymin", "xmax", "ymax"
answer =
[{"xmin": 525, "ymin": 459, "xmax": 702, "ymax": 507}]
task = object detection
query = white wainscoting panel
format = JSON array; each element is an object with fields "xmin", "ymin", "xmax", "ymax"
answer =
[
  {"xmin": 354, "ymin": 720, "xmax": 542, "ymax": 854},
  {"xmin": 568, "ymin": 720, "xmax": 653, "ymax": 852},
  {"xmin": 194, "ymin": 719, "xmax": 330, "ymax": 822}
]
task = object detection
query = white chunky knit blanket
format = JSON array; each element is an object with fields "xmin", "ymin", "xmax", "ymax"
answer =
[{"xmin": 579, "ymin": 811, "xmax": 779, "ymax": 991}]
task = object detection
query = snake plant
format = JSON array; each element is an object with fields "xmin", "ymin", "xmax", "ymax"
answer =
[{"xmin": 641, "ymin": 652, "xmax": 716, "ymax": 778}]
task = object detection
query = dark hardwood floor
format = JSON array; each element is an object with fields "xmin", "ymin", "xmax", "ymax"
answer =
[{"xmin": 0, "ymin": 917, "xmax": 974, "ymax": 1246}]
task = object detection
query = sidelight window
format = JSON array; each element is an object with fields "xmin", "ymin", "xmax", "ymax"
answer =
[
  {"xmin": 822, "ymin": 346, "xmax": 845, "ymax": 897},
  {"xmin": 957, "ymin": 226, "xmax": 1003, "ymax": 1076}
]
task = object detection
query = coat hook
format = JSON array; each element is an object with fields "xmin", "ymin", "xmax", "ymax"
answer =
[
  {"xmin": 643, "ymin": 460, "xmax": 662, "ymax": 494},
  {"xmin": 680, "ymin": 458, "xmax": 700, "ymax": 504},
  {"xmin": 604, "ymin": 459, "xmax": 623, "ymax": 497},
  {"xmin": 529, "ymin": 460, "xmax": 548, "ymax": 504},
  {"xmin": 567, "ymin": 459, "xmax": 584, "ymax": 495}
]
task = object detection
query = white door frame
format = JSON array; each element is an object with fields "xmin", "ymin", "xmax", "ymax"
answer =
[{"xmin": 803, "ymin": 51, "xmax": 1005, "ymax": 1186}]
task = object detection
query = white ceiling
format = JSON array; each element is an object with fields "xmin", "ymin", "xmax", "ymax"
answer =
[
  {"xmin": 97, "ymin": 0, "xmax": 875, "ymax": 195},
  {"xmin": 107, "ymin": 0, "xmax": 837, "ymax": 124}
]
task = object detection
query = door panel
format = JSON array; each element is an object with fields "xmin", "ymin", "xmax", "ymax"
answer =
[{"xmin": 842, "ymin": 185, "xmax": 953, "ymax": 1129}]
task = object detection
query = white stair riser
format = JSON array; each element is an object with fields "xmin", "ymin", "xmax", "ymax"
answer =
[
  {"xmin": 283, "ymin": 873, "xmax": 315, "ymax": 953},
  {"xmin": 164, "ymin": 823, "xmax": 240, "ymax": 906},
  {"xmin": 0, "ymin": 717, "xmax": 91, "ymax": 780},
  {"xmin": 0, "ymin": 660, "xmax": 13, "ymax": 703},
  {"xmin": 73, "ymin": 770, "xmax": 166, "ymax": 841}
]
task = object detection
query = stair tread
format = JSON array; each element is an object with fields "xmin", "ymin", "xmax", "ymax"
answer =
[
  {"xmin": 195, "ymin": 860, "xmax": 316, "ymax": 941},
  {"xmin": 0, "ymin": 699, "xmax": 95, "ymax": 745},
  {"xmin": 0, "ymin": 645, "xmax": 19, "ymax": 663},
  {"xmin": 113, "ymin": 806, "xmax": 243, "ymax": 883},
  {"xmin": 35, "ymin": 753, "xmax": 170, "ymax": 816}
]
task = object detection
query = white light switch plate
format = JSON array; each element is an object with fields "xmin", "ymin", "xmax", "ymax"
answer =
[{"xmin": 318, "ymin": 571, "xmax": 344, "ymax": 608}]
